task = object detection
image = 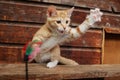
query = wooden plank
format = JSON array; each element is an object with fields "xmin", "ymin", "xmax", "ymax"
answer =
[
  {"xmin": 43, "ymin": 0, "xmax": 61, "ymax": 4},
  {"xmin": 0, "ymin": 22, "xmax": 39, "ymax": 44},
  {"xmin": 43, "ymin": 0, "xmax": 75, "ymax": 5},
  {"xmin": 64, "ymin": 30, "xmax": 103, "ymax": 48},
  {"xmin": 61, "ymin": 48, "xmax": 101, "ymax": 64},
  {"xmin": 104, "ymin": 27, "xmax": 120, "ymax": 34},
  {"xmin": 0, "ymin": 64, "xmax": 120, "ymax": 80},
  {"xmin": 30, "ymin": 0, "xmax": 120, "ymax": 12},
  {"xmin": 0, "ymin": 45, "xmax": 101, "ymax": 64},
  {"xmin": 0, "ymin": 1, "xmax": 120, "ymax": 32},
  {"xmin": 0, "ymin": 45, "xmax": 23, "ymax": 63},
  {"xmin": 75, "ymin": 0, "xmax": 120, "ymax": 12},
  {"xmin": 105, "ymin": 77, "xmax": 120, "ymax": 80},
  {"xmin": 104, "ymin": 33, "xmax": 120, "ymax": 64},
  {"xmin": 29, "ymin": 0, "xmax": 42, "ymax": 2},
  {"xmin": 0, "ymin": 22, "xmax": 103, "ymax": 48},
  {"xmin": 30, "ymin": 0, "xmax": 75, "ymax": 6},
  {"xmin": 72, "ymin": 0, "xmax": 120, "ymax": 12},
  {"xmin": 111, "ymin": 0, "xmax": 120, "ymax": 12},
  {"xmin": 75, "ymin": 0, "xmax": 111, "ymax": 11},
  {"xmin": 101, "ymin": 14, "xmax": 120, "ymax": 34},
  {"xmin": 0, "ymin": 1, "xmax": 47, "ymax": 23}
]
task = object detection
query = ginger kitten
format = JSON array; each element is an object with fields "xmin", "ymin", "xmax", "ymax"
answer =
[{"xmin": 31, "ymin": 6, "xmax": 103, "ymax": 68}]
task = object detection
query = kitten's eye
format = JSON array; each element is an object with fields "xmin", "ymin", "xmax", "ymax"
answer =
[
  {"xmin": 56, "ymin": 20, "xmax": 61, "ymax": 24},
  {"xmin": 66, "ymin": 20, "xmax": 69, "ymax": 24}
]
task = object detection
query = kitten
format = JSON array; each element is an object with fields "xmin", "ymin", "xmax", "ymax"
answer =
[{"xmin": 31, "ymin": 6, "xmax": 103, "ymax": 68}]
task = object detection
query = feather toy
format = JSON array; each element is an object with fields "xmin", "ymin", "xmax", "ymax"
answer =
[
  {"xmin": 23, "ymin": 41, "xmax": 42, "ymax": 62},
  {"xmin": 22, "ymin": 41, "xmax": 42, "ymax": 80}
]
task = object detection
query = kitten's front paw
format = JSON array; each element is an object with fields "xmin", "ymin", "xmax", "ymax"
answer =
[
  {"xmin": 47, "ymin": 60, "xmax": 58, "ymax": 68},
  {"xmin": 87, "ymin": 8, "xmax": 103, "ymax": 25}
]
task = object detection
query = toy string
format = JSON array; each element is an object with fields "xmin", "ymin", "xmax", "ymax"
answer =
[
  {"xmin": 23, "ymin": 41, "xmax": 42, "ymax": 80},
  {"xmin": 25, "ymin": 60, "xmax": 28, "ymax": 80},
  {"xmin": 24, "ymin": 55, "xmax": 29, "ymax": 80}
]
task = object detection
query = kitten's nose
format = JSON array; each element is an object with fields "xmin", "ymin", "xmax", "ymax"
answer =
[{"xmin": 63, "ymin": 26, "xmax": 66, "ymax": 30}]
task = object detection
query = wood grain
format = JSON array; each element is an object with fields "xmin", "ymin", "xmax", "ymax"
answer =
[
  {"xmin": 0, "ymin": 1, "xmax": 120, "ymax": 34},
  {"xmin": 0, "ymin": 45, "xmax": 101, "ymax": 64},
  {"xmin": 0, "ymin": 22, "xmax": 39, "ymax": 44},
  {"xmin": 0, "ymin": 64, "xmax": 120, "ymax": 80},
  {"xmin": 64, "ymin": 30, "xmax": 103, "ymax": 48},
  {"xmin": 0, "ymin": 45, "xmax": 23, "ymax": 63},
  {"xmin": 61, "ymin": 48, "xmax": 101, "ymax": 64},
  {"xmin": 29, "ymin": 0, "xmax": 120, "ymax": 12},
  {"xmin": 104, "ymin": 34, "xmax": 120, "ymax": 64},
  {"xmin": 0, "ymin": 1, "xmax": 47, "ymax": 23},
  {"xmin": 0, "ymin": 22, "xmax": 103, "ymax": 48},
  {"xmin": 75, "ymin": 0, "xmax": 120, "ymax": 12}
]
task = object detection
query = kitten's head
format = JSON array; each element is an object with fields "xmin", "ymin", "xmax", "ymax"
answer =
[{"xmin": 46, "ymin": 6, "xmax": 74, "ymax": 34}]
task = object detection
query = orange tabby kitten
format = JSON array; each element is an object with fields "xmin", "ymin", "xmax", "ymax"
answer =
[{"xmin": 32, "ymin": 6, "xmax": 103, "ymax": 68}]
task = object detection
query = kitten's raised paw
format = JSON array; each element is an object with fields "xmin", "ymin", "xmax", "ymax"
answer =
[
  {"xmin": 47, "ymin": 60, "xmax": 58, "ymax": 68},
  {"xmin": 87, "ymin": 8, "xmax": 103, "ymax": 25}
]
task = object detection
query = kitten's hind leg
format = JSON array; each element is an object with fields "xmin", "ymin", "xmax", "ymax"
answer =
[
  {"xmin": 59, "ymin": 56, "xmax": 79, "ymax": 65},
  {"xmin": 46, "ymin": 45, "xmax": 79, "ymax": 68},
  {"xmin": 47, "ymin": 45, "xmax": 60, "ymax": 68},
  {"xmin": 35, "ymin": 52, "xmax": 51, "ymax": 63}
]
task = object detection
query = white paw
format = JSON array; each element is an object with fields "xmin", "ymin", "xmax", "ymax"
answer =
[
  {"xmin": 47, "ymin": 60, "xmax": 58, "ymax": 68},
  {"xmin": 87, "ymin": 8, "xmax": 103, "ymax": 25}
]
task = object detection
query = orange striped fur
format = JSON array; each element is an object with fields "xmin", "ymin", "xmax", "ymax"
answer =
[{"xmin": 31, "ymin": 6, "xmax": 103, "ymax": 68}]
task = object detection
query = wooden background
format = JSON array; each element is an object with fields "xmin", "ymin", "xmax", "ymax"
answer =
[
  {"xmin": 0, "ymin": 0, "xmax": 120, "ymax": 80},
  {"xmin": 0, "ymin": 0, "xmax": 120, "ymax": 64}
]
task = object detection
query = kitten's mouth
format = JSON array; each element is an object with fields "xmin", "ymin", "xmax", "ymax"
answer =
[{"xmin": 57, "ymin": 29, "xmax": 64, "ymax": 34}]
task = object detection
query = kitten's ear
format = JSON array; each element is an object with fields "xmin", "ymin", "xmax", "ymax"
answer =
[
  {"xmin": 47, "ymin": 6, "xmax": 57, "ymax": 17},
  {"xmin": 67, "ymin": 7, "xmax": 74, "ymax": 17}
]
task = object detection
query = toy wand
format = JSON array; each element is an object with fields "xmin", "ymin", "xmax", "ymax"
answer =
[{"xmin": 23, "ymin": 41, "xmax": 42, "ymax": 80}]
